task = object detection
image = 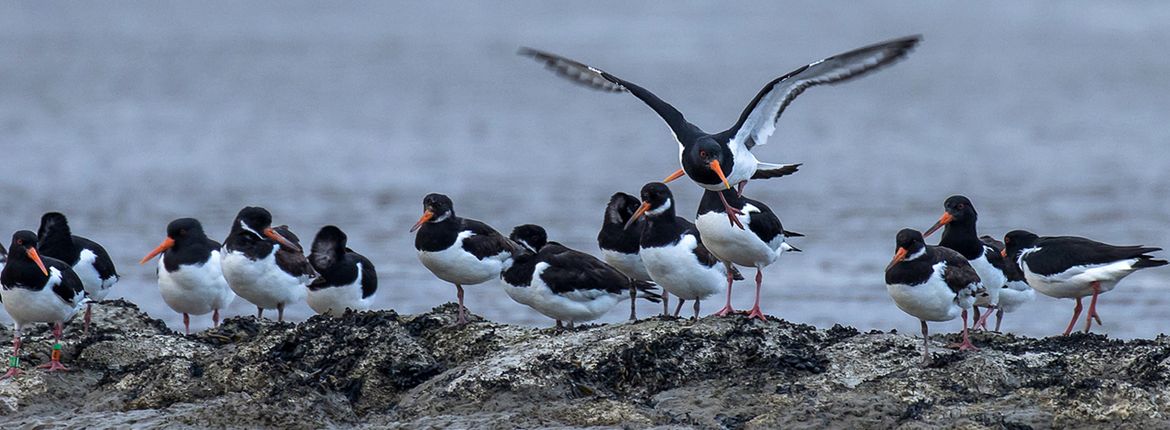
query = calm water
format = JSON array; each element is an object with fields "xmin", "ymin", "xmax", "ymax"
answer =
[{"xmin": 2, "ymin": 1, "xmax": 1168, "ymax": 338}]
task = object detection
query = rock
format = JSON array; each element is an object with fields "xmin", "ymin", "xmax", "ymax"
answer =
[{"xmin": 1, "ymin": 300, "xmax": 1169, "ymax": 428}]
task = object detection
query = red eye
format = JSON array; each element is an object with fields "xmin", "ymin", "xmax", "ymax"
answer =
[
  {"xmin": 957, "ymin": 204, "xmax": 966, "ymax": 210},
  {"xmin": 699, "ymin": 150, "xmax": 708, "ymax": 158}
]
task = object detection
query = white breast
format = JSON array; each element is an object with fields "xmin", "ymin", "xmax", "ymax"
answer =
[
  {"xmin": 886, "ymin": 262, "xmax": 969, "ymax": 322},
  {"xmin": 221, "ymin": 247, "xmax": 307, "ymax": 310},
  {"xmin": 1020, "ymin": 249, "xmax": 1138, "ymax": 299},
  {"xmin": 996, "ymin": 280, "xmax": 1035, "ymax": 313},
  {"xmin": 158, "ymin": 251, "xmax": 233, "ymax": 315},
  {"xmin": 509, "ymin": 262, "xmax": 624, "ymax": 323},
  {"xmin": 967, "ymin": 254, "xmax": 1004, "ymax": 306},
  {"xmin": 601, "ymin": 249, "xmax": 652, "ymax": 282},
  {"xmin": 695, "ymin": 208, "xmax": 781, "ymax": 268},
  {"xmin": 72, "ymin": 249, "xmax": 116, "ymax": 301},
  {"xmin": 1, "ymin": 268, "xmax": 82, "ymax": 327},
  {"xmin": 307, "ymin": 263, "xmax": 372, "ymax": 316},
  {"xmin": 418, "ymin": 231, "xmax": 511, "ymax": 286},
  {"xmin": 640, "ymin": 235, "xmax": 724, "ymax": 301}
]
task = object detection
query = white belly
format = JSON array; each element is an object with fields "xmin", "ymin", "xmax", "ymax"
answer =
[
  {"xmin": 996, "ymin": 280, "xmax": 1035, "ymax": 313},
  {"xmin": 967, "ymin": 254, "xmax": 1004, "ymax": 306},
  {"xmin": 221, "ymin": 248, "xmax": 307, "ymax": 309},
  {"xmin": 1021, "ymin": 257, "xmax": 1133, "ymax": 299},
  {"xmin": 695, "ymin": 212, "xmax": 778, "ymax": 268},
  {"xmin": 640, "ymin": 237, "xmax": 723, "ymax": 301},
  {"xmin": 601, "ymin": 249, "xmax": 652, "ymax": 282},
  {"xmin": 158, "ymin": 252, "xmax": 234, "ymax": 315},
  {"xmin": 417, "ymin": 231, "xmax": 510, "ymax": 286},
  {"xmin": 307, "ymin": 267, "xmax": 372, "ymax": 316},
  {"xmin": 510, "ymin": 263, "xmax": 624, "ymax": 323},
  {"xmin": 1, "ymin": 278, "xmax": 81, "ymax": 327},
  {"xmin": 886, "ymin": 263, "xmax": 969, "ymax": 322},
  {"xmin": 73, "ymin": 249, "xmax": 117, "ymax": 301}
]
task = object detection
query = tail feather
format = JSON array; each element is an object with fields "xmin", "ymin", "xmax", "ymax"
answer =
[
  {"xmin": 783, "ymin": 230, "xmax": 804, "ymax": 238},
  {"xmin": 729, "ymin": 265, "xmax": 745, "ymax": 281},
  {"xmin": 1134, "ymin": 256, "xmax": 1168, "ymax": 270},
  {"xmin": 631, "ymin": 280, "xmax": 662, "ymax": 303},
  {"xmin": 751, "ymin": 163, "xmax": 802, "ymax": 180},
  {"xmin": 782, "ymin": 243, "xmax": 802, "ymax": 253}
]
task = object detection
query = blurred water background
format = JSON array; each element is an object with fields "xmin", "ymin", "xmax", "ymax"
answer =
[{"xmin": 2, "ymin": 1, "xmax": 1168, "ymax": 338}]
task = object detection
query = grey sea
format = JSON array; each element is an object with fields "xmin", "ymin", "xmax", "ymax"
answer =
[{"xmin": 2, "ymin": 1, "xmax": 1168, "ymax": 338}]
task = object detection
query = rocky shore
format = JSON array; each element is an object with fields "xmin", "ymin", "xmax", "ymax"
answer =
[{"xmin": 1, "ymin": 300, "xmax": 1169, "ymax": 428}]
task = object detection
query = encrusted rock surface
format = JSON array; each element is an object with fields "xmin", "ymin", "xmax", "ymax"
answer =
[{"xmin": 1, "ymin": 300, "xmax": 1169, "ymax": 428}]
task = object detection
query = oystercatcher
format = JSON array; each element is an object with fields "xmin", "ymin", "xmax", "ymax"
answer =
[
  {"xmin": 221, "ymin": 207, "xmax": 310, "ymax": 322},
  {"xmin": 412, "ymin": 193, "xmax": 521, "ymax": 325},
  {"xmin": 140, "ymin": 218, "xmax": 236, "ymax": 335},
  {"xmin": 979, "ymin": 235, "xmax": 1035, "ymax": 332},
  {"xmin": 626, "ymin": 182, "xmax": 741, "ymax": 318},
  {"xmin": 1, "ymin": 231, "xmax": 87, "ymax": 379},
  {"xmin": 1003, "ymin": 230, "xmax": 1166, "ymax": 335},
  {"xmin": 307, "ymin": 225, "xmax": 377, "ymax": 316},
  {"xmin": 694, "ymin": 188, "xmax": 801, "ymax": 321},
  {"xmin": 885, "ymin": 228, "xmax": 987, "ymax": 366},
  {"xmin": 597, "ymin": 192, "xmax": 654, "ymax": 320},
  {"xmin": 519, "ymin": 35, "xmax": 920, "ymax": 228},
  {"xmin": 502, "ymin": 224, "xmax": 660, "ymax": 329},
  {"xmin": 921, "ymin": 196, "xmax": 1006, "ymax": 330},
  {"xmin": 36, "ymin": 212, "xmax": 118, "ymax": 335}
]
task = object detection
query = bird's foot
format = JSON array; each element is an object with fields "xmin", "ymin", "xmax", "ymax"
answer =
[
  {"xmin": 974, "ymin": 310, "xmax": 994, "ymax": 331},
  {"xmin": 746, "ymin": 306, "xmax": 767, "ymax": 322},
  {"xmin": 947, "ymin": 339, "xmax": 979, "ymax": 352},
  {"xmin": 38, "ymin": 360, "xmax": 68, "ymax": 372},
  {"xmin": 726, "ymin": 210, "xmax": 745, "ymax": 230},
  {"xmin": 0, "ymin": 367, "xmax": 21, "ymax": 380},
  {"xmin": 714, "ymin": 305, "xmax": 737, "ymax": 317}
]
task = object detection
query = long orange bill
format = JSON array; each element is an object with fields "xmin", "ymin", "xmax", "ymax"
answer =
[
  {"xmin": 662, "ymin": 169, "xmax": 686, "ymax": 184},
  {"xmin": 1001, "ymin": 249, "xmax": 1007, "ymax": 259},
  {"xmin": 410, "ymin": 210, "xmax": 434, "ymax": 233},
  {"xmin": 922, "ymin": 212, "xmax": 954, "ymax": 237},
  {"xmin": 709, "ymin": 160, "xmax": 730, "ymax": 189},
  {"xmin": 140, "ymin": 237, "xmax": 175, "ymax": 265},
  {"xmin": 624, "ymin": 202, "xmax": 652, "ymax": 230},
  {"xmin": 263, "ymin": 227, "xmax": 302, "ymax": 252},
  {"xmin": 885, "ymin": 247, "xmax": 908, "ymax": 272},
  {"xmin": 26, "ymin": 247, "xmax": 49, "ymax": 276}
]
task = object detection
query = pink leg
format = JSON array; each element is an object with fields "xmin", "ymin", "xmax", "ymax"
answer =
[
  {"xmin": 1, "ymin": 331, "xmax": 21, "ymax": 380},
  {"xmin": 674, "ymin": 299, "xmax": 685, "ymax": 318},
  {"xmin": 1062, "ymin": 298, "xmax": 1083, "ymax": 336},
  {"xmin": 693, "ymin": 300, "xmax": 701, "ymax": 320},
  {"xmin": 83, "ymin": 303, "xmax": 93, "ymax": 336},
  {"xmin": 277, "ymin": 303, "xmax": 286, "ymax": 322},
  {"xmin": 183, "ymin": 313, "xmax": 191, "ymax": 335},
  {"xmin": 38, "ymin": 323, "xmax": 69, "ymax": 372},
  {"xmin": 974, "ymin": 306, "xmax": 994, "ymax": 330},
  {"xmin": 717, "ymin": 191, "xmax": 746, "ymax": 230},
  {"xmin": 256, "ymin": 307, "xmax": 264, "ymax": 319},
  {"xmin": 736, "ymin": 181, "xmax": 747, "ymax": 197},
  {"xmin": 714, "ymin": 263, "xmax": 737, "ymax": 317},
  {"xmin": 662, "ymin": 293, "xmax": 670, "ymax": 316},
  {"xmin": 948, "ymin": 309, "xmax": 978, "ymax": 351},
  {"xmin": 628, "ymin": 286, "xmax": 637, "ymax": 321},
  {"xmin": 746, "ymin": 269, "xmax": 766, "ymax": 321},
  {"xmin": 920, "ymin": 320, "xmax": 932, "ymax": 366},
  {"xmin": 1084, "ymin": 281, "xmax": 1103, "ymax": 333},
  {"xmin": 213, "ymin": 309, "xmax": 221, "ymax": 328},
  {"xmin": 456, "ymin": 284, "xmax": 468, "ymax": 325}
]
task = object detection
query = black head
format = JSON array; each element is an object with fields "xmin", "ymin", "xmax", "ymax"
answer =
[
  {"xmin": 603, "ymin": 192, "xmax": 642, "ymax": 226},
  {"xmin": 141, "ymin": 218, "xmax": 207, "ymax": 264},
  {"xmin": 10, "ymin": 230, "xmax": 48, "ymax": 275},
  {"xmin": 310, "ymin": 225, "xmax": 349, "ymax": 270},
  {"xmin": 624, "ymin": 182, "xmax": 674, "ymax": 229},
  {"xmin": 510, "ymin": 224, "xmax": 548, "ymax": 252},
  {"xmin": 688, "ymin": 138, "xmax": 731, "ymax": 189},
  {"xmin": 887, "ymin": 228, "xmax": 927, "ymax": 271},
  {"xmin": 1002, "ymin": 230, "xmax": 1040, "ymax": 260},
  {"xmin": 411, "ymin": 193, "xmax": 455, "ymax": 233},
  {"xmin": 37, "ymin": 211, "xmax": 71, "ymax": 239},
  {"xmin": 231, "ymin": 206, "xmax": 300, "ymax": 252},
  {"xmin": 923, "ymin": 195, "xmax": 977, "ymax": 237}
]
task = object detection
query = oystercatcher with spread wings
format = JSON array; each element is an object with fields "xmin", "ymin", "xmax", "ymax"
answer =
[{"xmin": 520, "ymin": 35, "xmax": 920, "ymax": 228}]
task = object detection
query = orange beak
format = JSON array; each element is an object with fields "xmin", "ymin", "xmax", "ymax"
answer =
[
  {"xmin": 709, "ymin": 160, "xmax": 731, "ymax": 189},
  {"xmin": 263, "ymin": 227, "xmax": 301, "ymax": 252},
  {"xmin": 886, "ymin": 247, "xmax": 908, "ymax": 272},
  {"xmin": 922, "ymin": 212, "xmax": 954, "ymax": 237},
  {"xmin": 1001, "ymin": 249, "xmax": 1007, "ymax": 259},
  {"xmin": 26, "ymin": 247, "xmax": 49, "ymax": 276},
  {"xmin": 140, "ymin": 237, "xmax": 175, "ymax": 265},
  {"xmin": 410, "ymin": 210, "xmax": 434, "ymax": 233},
  {"xmin": 624, "ymin": 202, "xmax": 652, "ymax": 230},
  {"xmin": 662, "ymin": 169, "xmax": 686, "ymax": 184}
]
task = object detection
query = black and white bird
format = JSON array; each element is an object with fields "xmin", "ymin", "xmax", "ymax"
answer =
[
  {"xmin": 597, "ymin": 192, "xmax": 654, "ymax": 320},
  {"xmin": 1003, "ymin": 230, "xmax": 1166, "ymax": 335},
  {"xmin": 140, "ymin": 218, "xmax": 235, "ymax": 335},
  {"xmin": 412, "ymin": 193, "xmax": 521, "ymax": 325},
  {"xmin": 921, "ymin": 196, "xmax": 1007, "ymax": 330},
  {"xmin": 221, "ymin": 207, "xmax": 311, "ymax": 322},
  {"xmin": 979, "ymin": 235, "xmax": 1035, "ymax": 332},
  {"xmin": 307, "ymin": 225, "xmax": 377, "ymax": 316},
  {"xmin": 1, "ymin": 231, "xmax": 87, "ymax": 378},
  {"xmin": 502, "ymin": 224, "xmax": 661, "ymax": 329},
  {"xmin": 626, "ymin": 183, "xmax": 741, "ymax": 319},
  {"xmin": 885, "ymin": 229, "xmax": 987, "ymax": 366},
  {"xmin": 520, "ymin": 35, "xmax": 920, "ymax": 228},
  {"xmin": 36, "ymin": 212, "xmax": 118, "ymax": 335},
  {"xmin": 694, "ymin": 189, "xmax": 801, "ymax": 320}
]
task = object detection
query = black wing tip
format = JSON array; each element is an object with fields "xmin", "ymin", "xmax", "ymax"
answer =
[
  {"xmin": 1135, "ymin": 257, "xmax": 1168, "ymax": 269},
  {"xmin": 783, "ymin": 230, "xmax": 805, "ymax": 238},
  {"xmin": 730, "ymin": 266, "xmax": 745, "ymax": 281},
  {"xmin": 751, "ymin": 163, "xmax": 802, "ymax": 180}
]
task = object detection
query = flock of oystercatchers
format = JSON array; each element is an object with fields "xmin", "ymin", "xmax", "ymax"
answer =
[{"xmin": 1, "ymin": 34, "xmax": 1166, "ymax": 377}]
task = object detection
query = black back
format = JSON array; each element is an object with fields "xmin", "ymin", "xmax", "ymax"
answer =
[
  {"xmin": 162, "ymin": 218, "xmax": 221, "ymax": 272},
  {"xmin": 37, "ymin": 212, "xmax": 118, "ymax": 280},
  {"xmin": 224, "ymin": 206, "xmax": 278, "ymax": 260},
  {"xmin": 310, "ymin": 226, "xmax": 377, "ymax": 298},
  {"xmin": 886, "ymin": 229, "xmax": 981, "ymax": 295},
  {"xmin": 503, "ymin": 224, "xmax": 652, "ymax": 296},
  {"xmin": 597, "ymin": 192, "xmax": 644, "ymax": 255},
  {"xmin": 1008, "ymin": 230, "xmax": 1165, "ymax": 277},
  {"xmin": 2, "ymin": 231, "xmax": 84, "ymax": 305},
  {"xmin": 273, "ymin": 225, "xmax": 316, "ymax": 278},
  {"xmin": 414, "ymin": 194, "xmax": 520, "ymax": 259},
  {"xmin": 698, "ymin": 189, "xmax": 786, "ymax": 245}
]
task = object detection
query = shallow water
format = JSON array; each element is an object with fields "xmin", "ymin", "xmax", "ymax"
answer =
[{"xmin": 1, "ymin": 1, "xmax": 1168, "ymax": 338}]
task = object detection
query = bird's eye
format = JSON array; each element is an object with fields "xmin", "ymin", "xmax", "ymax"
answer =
[
  {"xmin": 699, "ymin": 150, "xmax": 708, "ymax": 158},
  {"xmin": 957, "ymin": 204, "xmax": 966, "ymax": 210},
  {"xmin": 15, "ymin": 239, "xmax": 21, "ymax": 245}
]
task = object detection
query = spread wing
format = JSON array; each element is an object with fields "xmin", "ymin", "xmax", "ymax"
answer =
[{"xmin": 724, "ymin": 35, "xmax": 921, "ymax": 150}]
